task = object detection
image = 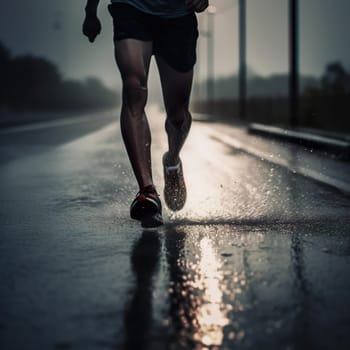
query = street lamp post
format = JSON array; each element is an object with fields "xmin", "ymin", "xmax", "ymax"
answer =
[
  {"xmin": 207, "ymin": 5, "xmax": 216, "ymax": 112},
  {"xmin": 238, "ymin": 0, "xmax": 247, "ymax": 121},
  {"xmin": 289, "ymin": 0, "xmax": 299, "ymax": 127}
]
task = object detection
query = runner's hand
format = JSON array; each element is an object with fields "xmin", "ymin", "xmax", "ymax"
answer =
[
  {"xmin": 185, "ymin": 0, "xmax": 209, "ymax": 13},
  {"xmin": 83, "ymin": 15, "xmax": 101, "ymax": 43}
]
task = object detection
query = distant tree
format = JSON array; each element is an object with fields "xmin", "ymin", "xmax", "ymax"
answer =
[
  {"xmin": 0, "ymin": 42, "xmax": 10, "ymax": 69},
  {"xmin": 0, "ymin": 43, "xmax": 11, "ymax": 106},
  {"xmin": 83, "ymin": 77, "xmax": 117, "ymax": 108},
  {"xmin": 7, "ymin": 55, "xmax": 62, "ymax": 109},
  {"xmin": 0, "ymin": 40, "xmax": 118, "ymax": 112},
  {"xmin": 300, "ymin": 62, "xmax": 350, "ymax": 132},
  {"xmin": 321, "ymin": 62, "xmax": 350, "ymax": 95}
]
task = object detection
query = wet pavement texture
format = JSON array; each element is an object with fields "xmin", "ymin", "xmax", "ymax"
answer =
[{"xmin": 1, "ymin": 108, "xmax": 350, "ymax": 350}]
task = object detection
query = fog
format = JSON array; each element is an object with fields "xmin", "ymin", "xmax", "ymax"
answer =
[{"xmin": 1, "ymin": 0, "xmax": 349, "ymax": 90}]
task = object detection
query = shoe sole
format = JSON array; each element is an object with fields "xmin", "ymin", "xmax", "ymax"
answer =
[
  {"xmin": 163, "ymin": 194, "xmax": 186, "ymax": 211},
  {"xmin": 163, "ymin": 153, "xmax": 187, "ymax": 211}
]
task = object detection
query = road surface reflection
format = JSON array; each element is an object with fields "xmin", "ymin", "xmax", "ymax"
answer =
[{"xmin": 124, "ymin": 226, "xmax": 248, "ymax": 349}]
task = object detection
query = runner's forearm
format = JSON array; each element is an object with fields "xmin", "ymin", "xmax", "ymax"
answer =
[{"xmin": 85, "ymin": 0, "xmax": 100, "ymax": 16}]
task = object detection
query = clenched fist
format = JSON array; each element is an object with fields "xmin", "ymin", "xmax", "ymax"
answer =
[{"xmin": 82, "ymin": 15, "xmax": 101, "ymax": 43}]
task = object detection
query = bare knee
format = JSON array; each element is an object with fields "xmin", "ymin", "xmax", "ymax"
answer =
[
  {"xmin": 166, "ymin": 106, "xmax": 192, "ymax": 129},
  {"xmin": 122, "ymin": 75, "xmax": 148, "ymax": 114}
]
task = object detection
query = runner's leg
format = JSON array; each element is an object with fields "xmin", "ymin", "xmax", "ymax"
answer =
[
  {"xmin": 114, "ymin": 39, "xmax": 153, "ymax": 189},
  {"xmin": 155, "ymin": 55, "xmax": 193, "ymax": 166}
]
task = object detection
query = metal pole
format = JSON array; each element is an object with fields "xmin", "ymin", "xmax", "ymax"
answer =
[
  {"xmin": 207, "ymin": 9, "xmax": 215, "ymax": 111},
  {"xmin": 239, "ymin": 0, "xmax": 247, "ymax": 120},
  {"xmin": 289, "ymin": 0, "xmax": 299, "ymax": 127}
]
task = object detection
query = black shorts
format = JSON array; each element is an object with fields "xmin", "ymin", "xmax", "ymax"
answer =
[{"xmin": 108, "ymin": 3, "xmax": 199, "ymax": 73}]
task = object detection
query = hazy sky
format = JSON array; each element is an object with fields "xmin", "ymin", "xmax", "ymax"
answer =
[{"xmin": 1, "ymin": 0, "xmax": 350, "ymax": 88}]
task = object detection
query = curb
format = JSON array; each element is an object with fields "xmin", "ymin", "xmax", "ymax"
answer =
[
  {"xmin": 205, "ymin": 127, "xmax": 350, "ymax": 195},
  {"xmin": 248, "ymin": 123, "xmax": 350, "ymax": 158}
]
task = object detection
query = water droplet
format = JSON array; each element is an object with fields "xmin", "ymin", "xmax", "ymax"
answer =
[{"xmin": 228, "ymin": 331, "xmax": 235, "ymax": 340}]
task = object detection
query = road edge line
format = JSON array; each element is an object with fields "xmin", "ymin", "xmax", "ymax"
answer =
[{"xmin": 207, "ymin": 128, "xmax": 350, "ymax": 195}]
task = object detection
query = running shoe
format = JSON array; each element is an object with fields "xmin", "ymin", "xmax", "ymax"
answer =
[
  {"xmin": 130, "ymin": 185, "xmax": 163, "ymax": 228},
  {"xmin": 163, "ymin": 152, "xmax": 187, "ymax": 211}
]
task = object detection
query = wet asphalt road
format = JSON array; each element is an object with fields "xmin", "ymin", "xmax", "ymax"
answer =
[{"xmin": 1, "ymin": 107, "xmax": 350, "ymax": 350}]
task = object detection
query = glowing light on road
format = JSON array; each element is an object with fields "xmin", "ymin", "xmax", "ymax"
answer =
[{"xmin": 192, "ymin": 237, "xmax": 230, "ymax": 346}]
